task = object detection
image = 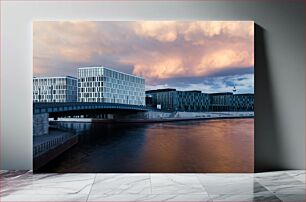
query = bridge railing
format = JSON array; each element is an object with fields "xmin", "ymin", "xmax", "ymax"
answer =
[
  {"xmin": 33, "ymin": 134, "xmax": 75, "ymax": 157},
  {"xmin": 33, "ymin": 102, "xmax": 149, "ymax": 114}
]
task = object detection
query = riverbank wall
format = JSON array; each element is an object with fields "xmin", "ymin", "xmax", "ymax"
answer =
[
  {"xmin": 33, "ymin": 130, "xmax": 78, "ymax": 171},
  {"xmin": 49, "ymin": 111, "xmax": 254, "ymax": 123}
]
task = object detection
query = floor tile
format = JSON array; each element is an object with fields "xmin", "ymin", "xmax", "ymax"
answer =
[
  {"xmin": 0, "ymin": 170, "xmax": 8, "ymax": 175},
  {"xmin": 0, "ymin": 194, "xmax": 88, "ymax": 201},
  {"xmin": 253, "ymin": 194, "xmax": 282, "ymax": 202},
  {"xmin": 1, "ymin": 170, "xmax": 306, "ymax": 202},
  {"xmin": 255, "ymin": 171, "xmax": 298, "ymax": 180},
  {"xmin": 210, "ymin": 194, "xmax": 282, "ymax": 202},
  {"xmin": 275, "ymin": 194, "xmax": 306, "ymax": 202},
  {"xmin": 88, "ymin": 194, "xmax": 211, "ymax": 201},
  {"xmin": 88, "ymin": 194, "xmax": 142, "ymax": 201},
  {"xmin": 0, "ymin": 172, "xmax": 39, "ymax": 196},
  {"xmin": 90, "ymin": 174, "xmax": 151, "ymax": 195},
  {"xmin": 197, "ymin": 174, "xmax": 256, "ymax": 195},
  {"xmin": 0, "ymin": 170, "xmax": 31, "ymax": 180},
  {"xmin": 142, "ymin": 194, "xmax": 211, "ymax": 202},
  {"xmin": 253, "ymin": 181, "xmax": 274, "ymax": 195},
  {"xmin": 1, "ymin": 173, "xmax": 96, "ymax": 196},
  {"xmin": 150, "ymin": 174, "xmax": 207, "ymax": 195},
  {"xmin": 256, "ymin": 173, "xmax": 305, "ymax": 195},
  {"xmin": 286, "ymin": 170, "xmax": 306, "ymax": 183}
]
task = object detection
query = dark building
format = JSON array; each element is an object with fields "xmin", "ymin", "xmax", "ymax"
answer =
[
  {"xmin": 209, "ymin": 92, "xmax": 233, "ymax": 111},
  {"xmin": 145, "ymin": 94, "xmax": 154, "ymax": 107},
  {"xmin": 146, "ymin": 89, "xmax": 210, "ymax": 111},
  {"xmin": 231, "ymin": 93, "xmax": 254, "ymax": 111},
  {"xmin": 146, "ymin": 89, "xmax": 254, "ymax": 112},
  {"xmin": 209, "ymin": 92, "xmax": 254, "ymax": 111}
]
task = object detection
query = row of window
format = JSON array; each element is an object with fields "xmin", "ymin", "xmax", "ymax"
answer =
[
  {"xmin": 33, "ymin": 89, "xmax": 67, "ymax": 95},
  {"xmin": 78, "ymin": 68, "xmax": 144, "ymax": 84},
  {"xmin": 78, "ymin": 92, "xmax": 144, "ymax": 100},
  {"xmin": 34, "ymin": 99, "xmax": 66, "ymax": 102},
  {"xmin": 78, "ymin": 97, "xmax": 144, "ymax": 105},
  {"xmin": 33, "ymin": 94, "xmax": 67, "ymax": 99},
  {"xmin": 33, "ymin": 85, "xmax": 70, "ymax": 90},
  {"xmin": 78, "ymin": 68, "xmax": 104, "ymax": 77},
  {"xmin": 78, "ymin": 87, "xmax": 144, "ymax": 96},
  {"xmin": 78, "ymin": 80, "xmax": 144, "ymax": 89},
  {"xmin": 33, "ymin": 78, "xmax": 77, "ymax": 85}
]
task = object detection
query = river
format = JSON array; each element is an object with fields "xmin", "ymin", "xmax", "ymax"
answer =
[{"xmin": 39, "ymin": 118, "xmax": 254, "ymax": 173}]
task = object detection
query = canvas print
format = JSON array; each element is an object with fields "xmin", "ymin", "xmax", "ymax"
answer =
[{"xmin": 33, "ymin": 21, "xmax": 254, "ymax": 173}]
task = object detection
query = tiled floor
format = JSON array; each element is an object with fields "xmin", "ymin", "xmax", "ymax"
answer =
[{"xmin": 0, "ymin": 170, "xmax": 305, "ymax": 201}]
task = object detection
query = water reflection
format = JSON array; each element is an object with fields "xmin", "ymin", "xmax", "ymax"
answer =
[{"xmin": 41, "ymin": 118, "xmax": 253, "ymax": 173}]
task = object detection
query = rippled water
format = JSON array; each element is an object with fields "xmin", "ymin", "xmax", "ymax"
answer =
[{"xmin": 40, "ymin": 118, "xmax": 254, "ymax": 173}]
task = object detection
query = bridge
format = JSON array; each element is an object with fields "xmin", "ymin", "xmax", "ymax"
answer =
[
  {"xmin": 34, "ymin": 102, "xmax": 148, "ymax": 116},
  {"xmin": 33, "ymin": 102, "xmax": 149, "ymax": 136}
]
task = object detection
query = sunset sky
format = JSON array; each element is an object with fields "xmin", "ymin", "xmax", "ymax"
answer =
[{"xmin": 33, "ymin": 21, "xmax": 254, "ymax": 93}]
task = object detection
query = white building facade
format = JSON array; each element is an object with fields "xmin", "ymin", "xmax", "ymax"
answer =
[
  {"xmin": 33, "ymin": 76, "xmax": 78, "ymax": 102},
  {"xmin": 78, "ymin": 67, "xmax": 145, "ymax": 105}
]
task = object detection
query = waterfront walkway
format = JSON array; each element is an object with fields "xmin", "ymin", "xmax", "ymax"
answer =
[{"xmin": 33, "ymin": 129, "xmax": 76, "ymax": 158}]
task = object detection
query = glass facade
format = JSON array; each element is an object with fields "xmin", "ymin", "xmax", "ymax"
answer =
[
  {"xmin": 78, "ymin": 67, "xmax": 145, "ymax": 105},
  {"xmin": 209, "ymin": 93, "xmax": 254, "ymax": 111},
  {"xmin": 146, "ymin": 89, "xmax": 210, "ymax": 111},
  {"xmin": 146, "ymin": 89, "xmax": 254, "ymax": 112},
  {"xmin": 209, "ymin": 93, "xmax": 233, "ymax": 111},
  {"xmin": 33, "ymin": 76, "xmax": 77, "ymax": 102},
  {"xmin": 231, "ymin": 94, "xmax": 254, "ymax": 111}
]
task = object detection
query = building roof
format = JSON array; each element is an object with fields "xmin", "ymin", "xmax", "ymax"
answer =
[
  {"xmin": 77, "ymin": 66, "xmax": 144, "ymax": 80},
  {"xmin": 209, "ymin": 92, "xmax": 234, "ymax": 96},
  {"xmin": 146, "ymin": 88, "xmax": 177, "ymax": 93},
  {"xmin": 234, "ymin": 93, "xmax": 254, "ymax": 96},
  {"xmin": 33, "ymin": 76, "xmax": 77, "ymax": 80},
  {"xmin": 183, "ymin": 90, "xmax": 202, "ymax": 93},
  {"xmin": 146, "ymin": 89, "xmax": 254, "ymax": 96}
]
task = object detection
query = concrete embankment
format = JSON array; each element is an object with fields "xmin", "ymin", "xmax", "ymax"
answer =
[
  {"xmin": 94, "ymin": 111, "xmax": 254, "ymax": 123},
  {"xmin": 50, "ymin": 111, "xmax": 254, "ymax": 123},
  {"xmin": 33, "ymin": 129, "xmax": 78, "ymax": 170}
]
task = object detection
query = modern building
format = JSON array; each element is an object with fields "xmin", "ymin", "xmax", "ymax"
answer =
[
  {"xmin": 146, "ymin": 89, "xmax": 254, "ymax": 112},
  {"xmin": 209, "ymin": 92, "xmax": 234, "ymax": 111},
  {"xmin": 209, "ymin": 92, "xmax": 254, "ymax": 111},
  {"xmin": 146, "ymin": 89, "xmax": 210, "ymax": 111},
  {"xmin": 33, "ymin": 76, "xmax": 77, "ymax": 102},
  {"xmin": 231, "ymin": 93, "xmax": 254, "ymax": 111},
  {"xmin": 78, "ymin": 66, "xmax": 145, "ymax": 105},
  {"xmin": 145, "ymin": 94, "xmax": 154, "ymax": 107}
]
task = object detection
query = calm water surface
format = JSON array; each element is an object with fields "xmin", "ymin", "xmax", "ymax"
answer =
[{"xmin": 40, "ymin": 118, "xmax": 254, "ymax": 173}]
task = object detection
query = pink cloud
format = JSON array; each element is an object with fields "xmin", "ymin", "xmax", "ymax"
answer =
[
  {"xmin": 133, "ymin": 21, "xmax": 179, "ymax": 42},
  {"xmin": 33, "ymin": 21, "xmax": 254, "ymax": 85}
]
